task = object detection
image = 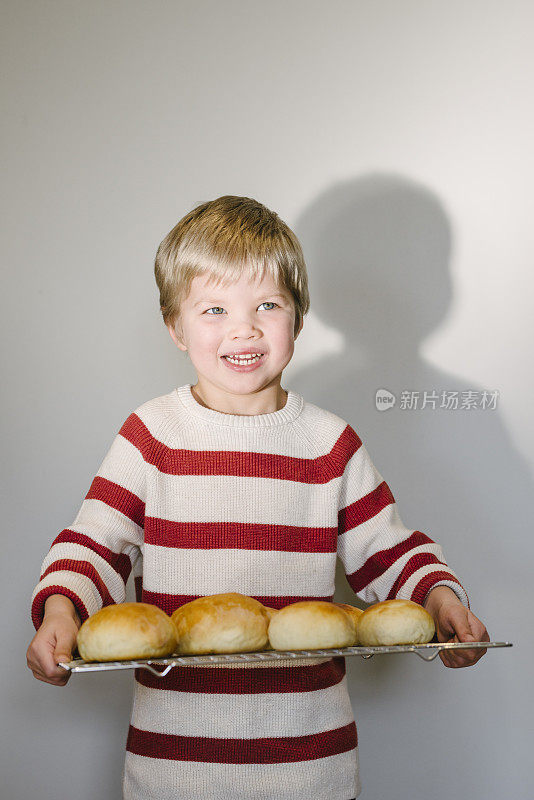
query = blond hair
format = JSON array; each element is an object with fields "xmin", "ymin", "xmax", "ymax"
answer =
[{"xmin": 154, "ymin": 195, "xmax": 310, "ymax": 338}]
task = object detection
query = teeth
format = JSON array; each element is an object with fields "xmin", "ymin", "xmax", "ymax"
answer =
[{"xmin": 225, "ymin": 354, "xmax": 262, "ymax": 365}]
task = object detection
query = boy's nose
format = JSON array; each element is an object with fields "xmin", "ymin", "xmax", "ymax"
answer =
[{"xmin": 228, "ymin": 317, "xmax": 261, "ymax": 338}]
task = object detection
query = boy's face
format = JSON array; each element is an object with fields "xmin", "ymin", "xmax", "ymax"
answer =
[{"xmin": 168, "ymin": 272, "xmax": 303, "ymax": 411}]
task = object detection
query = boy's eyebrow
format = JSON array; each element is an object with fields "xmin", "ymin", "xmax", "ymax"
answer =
[{"xmin": 193, "ymin": 292, "xmax": 288, "ymax": 307}]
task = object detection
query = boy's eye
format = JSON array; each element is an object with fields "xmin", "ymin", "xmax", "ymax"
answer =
[{"xmin": 204, "ymin": 302, "xmax": 278, "ymax": 315}]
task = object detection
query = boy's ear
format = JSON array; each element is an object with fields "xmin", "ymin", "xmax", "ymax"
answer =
[
  {"xmin": 167, "ymin": 322, "xmax": 187, "ymax": 352},
  {"xmin": 294, "ymin": 317, "xmax": 304, "ymax": 340}
]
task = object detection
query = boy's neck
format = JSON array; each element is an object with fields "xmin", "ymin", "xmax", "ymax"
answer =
[{"xmin": 190, "ymin": 382, "xmax": 289, "ymax": 416}]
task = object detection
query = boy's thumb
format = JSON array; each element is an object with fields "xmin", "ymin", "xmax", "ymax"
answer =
[
  {"xmin": 447, "ymin": 607, "xmax": 474, "ymax": 642},
  {"xmin": 455, "ymin": 619, "xmax": 475, "ymax": 642},
  {"xmin": 54, "ymin": 638, "xmax": 73, "ymax": 664}
]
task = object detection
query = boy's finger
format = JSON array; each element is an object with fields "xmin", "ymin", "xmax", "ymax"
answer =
[
  {"xmin": 438, "ymin": 608, "xmax": 490, "ymax": 667},
  {"xmin": 54, "ymin": 648, "xmax": 72, "ymax": 665},
  {"xmin": 440, "ymin": 650, "xmax": 467, "ymax": 668},
  {"xmin": 455, "ymin": 612, "xmax": 490, "ymax": 662},
  {"xmin": 440, "ymin": 634, "xmax": 486, "ymax": 668},
  {"xmin": 52, "ymin": 649, "xmax": 72, "ymax": 681},
  {"xmin": 445, "ymin": 611, "xmax": 479, "ymax": 649},
  {"xmin": 453, "ymin": 643, "xmax": 479, "ymax": 664},
  {"xmin": 29, "ymin": 654, "xmax": 71, "ymax": 683},
  {"xmin": 40, "ymin": 647, "xmax": 69, "ymax": 680},
  {"xmin": 440, "ymin": 642, "xmax": 485, "ymax": 668},
  {"xmin": 467, "ymin": 612, "xmax": 490, "ymax": 643},
  {"xmin": 451, "ymin": 615, "xmax": 475, "ymax": 642},
  {"xmin": 54, "ymin": 632, "xmax": 74, "ymax": 664}
]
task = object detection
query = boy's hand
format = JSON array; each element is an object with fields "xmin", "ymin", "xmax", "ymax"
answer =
[
  {"xmin": 26, "ymin": 595, "xmax": 82, "ymax": 686},
  {"xmin": 423, "ymin": 586, "xmax": 490, "ymax": 668}
]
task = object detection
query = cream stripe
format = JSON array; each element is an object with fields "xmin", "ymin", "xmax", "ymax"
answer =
[
  {"xmin": 135, "ymin": 391, "xmax": 346, "ymax": 458},
  {"xmin": 142, "ymin": 543, "xmax": 337, "ymax": 597},
  {"xmin": 149, "ymin": 472, "xmax": 341, "ymax": 527},
  {"xmin": 400, "ymin": 566, "xmax": 468, "ymax": 605},
  {"xmin": 343, "ymin": 541, "xmax": 446, "ymax": 604},
  {"xmin": 375, "ymin": 543, "xmax": 448, "ymax": 600},
  {"xmin": 337, "ymin": 503, "xmax": 414, "ymax": 569},
  {"xmin": 38, "ymin": 542, "xmax": 128, "ymax": 602},
  {"xmin": 338, "ymin": 443, "xmax": 384, "ymax": 509},
  {"xmin": 30, "ymin": 571, "xmax": 103, "ymax": 617},
  {"xmin": 131, "ymin": 676, "xmax": 354, "ymax": 738},
  {"xmin": 97, "ymin": 434, "xmax": 146, "ymax": 498},
  {"xmin": 71, "ymin": 498, "xmax": 144, "ymax": 552},
  {"xmin": 123, "ymin": 747, "xmax": 360, "ymax": 800}
]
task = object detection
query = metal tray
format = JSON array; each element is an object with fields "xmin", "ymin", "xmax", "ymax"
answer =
[{"xmin": 59, "ymin": 641, "xmax": 511, "ymax": 677}]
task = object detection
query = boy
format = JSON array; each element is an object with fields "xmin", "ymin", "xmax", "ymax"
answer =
[{"xmin": 27, "ymin": 195, "xmax": 489, "ymax": 800}]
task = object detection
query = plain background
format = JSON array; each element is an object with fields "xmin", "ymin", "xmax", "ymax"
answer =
[{"xmin": 2, "ymin": 2, "xmax": 532, "ymax": 798}]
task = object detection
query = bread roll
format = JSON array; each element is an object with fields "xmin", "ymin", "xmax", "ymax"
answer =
[
  {"xmin": 333, "ymin": 603, "xmax": 364, "ymax": 644},
  {"xmin": 357, "ymin": 599, "xmax": 435, "ymax": 646},
  {"xmin": 268, "ymin": 601, "xmax": 356, "ymax": 650},
  {"xmin": 171, "ymin": 593, "xmax": 269, "ymax": 655},
  {"xmin": 77, "ymin": 602, "xmax": 177, "ymax": 662}
]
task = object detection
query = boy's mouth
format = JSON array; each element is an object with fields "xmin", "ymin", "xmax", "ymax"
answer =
[{"xmin": 221, "ymin": 353, "xmax": 265, "ymax": 370}]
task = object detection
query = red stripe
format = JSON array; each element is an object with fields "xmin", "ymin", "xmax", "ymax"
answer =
[
  {"xmin": 345, "ymin": 531, "xmax": 434, "ymax": 594},
  {"xmin": 386, "ymin": 553, "xmax": 447, "ymax": 600},
  {"xmin": 327, "ymin": 424, "xmax": 363, "ymax": 471},
  {"xmin": 135, "ymin": 657, "xmax": 346, "ymax": 693},
  {"xmin": 338, "ymin": 481, "xmax": 395, "ymax": 533},
  {"xmin": 120, "ymin": 415, "xmax": 361, "ymax": 484},
  {"xmin": 119, "ymin": 413, "xmax": 161, "ymax": 459},
  {"xmin": 40, "ymin": 559, "xmax": 115, "ymax": 606},
  {"xmin": 145, "ymin": 518, "xmax": 337, "ymax": 552},
  {"xmin": 141, "ymin": 590, "xmax": 333, "ymax": 617},
  {"xmin": 86, "ymin": 476, "xmax": 145, "ymax": 528},
  {"xmin": 126, "ymin": 721, "xmax": 357, "ymax": 763},
  {"xmin": 31, "ymin": 586, "xmax": 89, "ymax": 630},
  {"xmin": 410, "ymin": 571, "xmax": 468, "ymax": 608},
  {"xmin": 52, "ymin": 530, "xmax": 132, "ymax": 584}
]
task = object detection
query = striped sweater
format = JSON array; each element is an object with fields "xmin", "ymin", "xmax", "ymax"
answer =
[{"xmin": 31, "ymin": 383, "xmax": 468, "ymax": 800}]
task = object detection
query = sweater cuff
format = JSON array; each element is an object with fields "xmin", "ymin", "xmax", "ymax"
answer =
[
  {"xmin": 415, "ymin": 575, "xmax": 470, "ymax": 610},
  {"xmin": 30, "ymin": 571, "xmax": 104, "ymax": 630},
  {"xmin": 30, "ymin": 586, "xmax": 88, "ymax": 631}
]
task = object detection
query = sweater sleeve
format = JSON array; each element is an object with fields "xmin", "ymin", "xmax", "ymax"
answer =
[
  {"xmin": 336, "ymin": 425, "xmax": 469, "ymax": 608},
  {"xmin": 30, "ymin": 413, "xmax": 146, "ymax": 630}
]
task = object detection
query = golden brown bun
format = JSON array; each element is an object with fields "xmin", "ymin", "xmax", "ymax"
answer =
[
  {"xmin": 268, "ymin": 601, "xmax": 356, "ymax": 650},
  {"xmin": 171, "ymin": 593, "xmax": 269, "ymax": 655},
  {"xmin": 357, "ymin": 599, "xmax": 435, "ymax": 646},
  {"xmin": 77, "ymin": 602, "xmax": 177, "ymax": 662},
  {"xmin": 332, "ymin": 603, "xmax": 364, "ymax": 644}
]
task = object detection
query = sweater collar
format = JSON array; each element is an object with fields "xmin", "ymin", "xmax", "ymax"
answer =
[{"xmin": 175, "ymin": 384, "xmax": 303, "ymax": 428}]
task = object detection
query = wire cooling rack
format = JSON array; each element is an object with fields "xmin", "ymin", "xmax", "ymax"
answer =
[{"xmin": 59, "ymin": 641, "xmax": 511, "ymax": 677}]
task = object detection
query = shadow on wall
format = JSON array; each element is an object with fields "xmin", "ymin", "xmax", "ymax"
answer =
[{"xmin": 290, "ymin": 173, "xmax": 531, "ymax": 680}]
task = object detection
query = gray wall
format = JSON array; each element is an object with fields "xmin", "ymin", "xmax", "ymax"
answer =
[{"xmin": 2, "ymin": 2, "xmax": 531, "ymax": 798}]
